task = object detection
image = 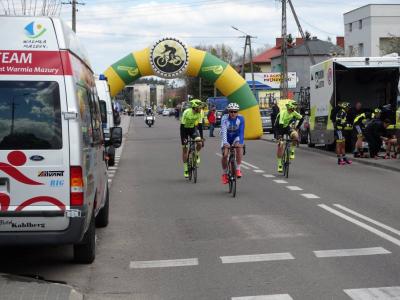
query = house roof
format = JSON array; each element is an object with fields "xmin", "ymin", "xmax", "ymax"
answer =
[
  {"xmin": 252, "ymin": 46, "xmax": 282, "ymax": 64},
  {"xmin": 270, "ymin": 39, "xmax": 344, "ymax": 59}
]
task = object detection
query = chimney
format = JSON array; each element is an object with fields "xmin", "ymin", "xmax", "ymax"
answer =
[
  {"xmin": 276, "ymin": 37, "xmax": 283, "ymax": 47},
  {"xmin": 336, "ymin": 36, "xmax": 344, "ymax": 49},
  {"xmin": 296, "ymin": 38, "xmax": 304, "ymax": 46}
]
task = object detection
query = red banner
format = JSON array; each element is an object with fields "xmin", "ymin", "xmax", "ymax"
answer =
[{"xmin": 0, "ymin": 50, "xmax": 72, "ymax": 76}]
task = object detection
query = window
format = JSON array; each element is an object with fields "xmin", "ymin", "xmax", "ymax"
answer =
[
  {"xmin": 358, "ymin": 43, "xmax": 364, "ymax": 56},
  {"xmin": 349, "ymin": 23, "xmax": 352, "ymax": 32},
  {"xmin": 99, "ymin": 100, "xmax": 107, "ymax": 124},
  {"xmin": 358, "ymin": 19, "xmax": 362, "ymax": 29},
  {"xmin": 0, "ymin": 81, "xmax": 62, "ymax": 149}
]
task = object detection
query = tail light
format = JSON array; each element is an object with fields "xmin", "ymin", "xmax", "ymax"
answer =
[{"xmin": 70, "ymin": 166, "xmax": 84, "ymax": 206}]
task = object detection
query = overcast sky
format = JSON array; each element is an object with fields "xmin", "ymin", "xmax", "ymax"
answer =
[{"xmin": 58, "ymin": 0, "xmax": 399, "ymax": 74}]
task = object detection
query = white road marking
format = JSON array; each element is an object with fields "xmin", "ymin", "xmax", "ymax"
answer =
[
  {"xmin": 108, "ymin": 170, "xmax": 116, "ymax": 174},
  {"xmin": 108, "ymin": 179, "xmax": 112, "ymax": 183},
  {"xmin": 253, "ymin": 169, "xmax": 265, "ymax": 173},
  {"xmin": 232, "ymin": 295, "xmax": 293, "ymax": 300},
  {"xmin": 216, "ymin": 153, "xmax": 222, "ymax": 157},
  {"xmin": 319, "ymin": 204, "xmax": 400, "ymax": 247},
  {"xmin": 273, "ymin": 180, "xmax": 288, "ymax": 184},
  {"xmin": 241, "ymin": 165, "xmax": 250, "ymax": 170},
  {"xmin": 242, "ymin": 161, "xmax": 259, "ymax": 169},
  {"xmin": 220, "ymin": 252, "xmax": 294, "ymax": 264},
  {"xmin": 263, "ymin": 174, "xmax": 275, "ymax": 178},
  {"xmin": 313, "ymin": 247, "xmax": 391, "ymax": 258},
  {"xmin": 108, "ymin": 167, "xmax": 118, "ymax": 170},
  {"xmin": 130, "ymin": 258, "xmax": 199, "ymax": 269},
  {"xmin": 286, "ymin": 186, "xmax": 303, "ymax": 191},
  {"xmin": 334, "ymin": 204, "xmax": 400, "ymax": 237},
  {"xmin": 108, "ymin": 173, "xmax": 115, "ymax": 178},
  {"xmin": 344, "ymin": 286, "xmax": 400, "ymax": 299},
  {"xmin": 301, "ymin": 193, "xmax": 320, "ymax": 199}
]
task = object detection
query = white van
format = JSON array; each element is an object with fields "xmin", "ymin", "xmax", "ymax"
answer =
[
  {"xmin": 96, "ymin": 75, "xmax": 118, "ymax": 166},
  {"xmin": 0, "ymin": 16, "xmax": 122, "ymax": 263}
]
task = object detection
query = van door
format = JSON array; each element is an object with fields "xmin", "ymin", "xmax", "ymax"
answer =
[{"xmin": 0, "ymin": 79, "xmax": 70, "ymax": 232}]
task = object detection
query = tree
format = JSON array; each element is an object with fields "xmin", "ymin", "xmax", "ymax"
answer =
[{"xmin": 380, "ymin": 34, "xmax": 400, "ymax": 56}]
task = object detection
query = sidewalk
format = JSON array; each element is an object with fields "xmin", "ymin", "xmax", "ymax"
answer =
[
  {"xmin": 0, "ymin": 273, "xmax": 83, "ymax": 300},
  {"xmin": 261, "ymin": 133, "xmax": 400, "ymax": 173}
]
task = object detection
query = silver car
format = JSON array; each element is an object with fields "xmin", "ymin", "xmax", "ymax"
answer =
[{"xmin": 260, "ymin": 109, "xmax": 273, "ymax": 133}]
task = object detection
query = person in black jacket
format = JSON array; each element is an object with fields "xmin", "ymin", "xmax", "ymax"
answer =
[
  {"xmin": 364, "ymin": 118, "xmax": 391, "ymax": 159},
  {"xmin": 335, "ymin": 102, "xmax": 352, "ymax": 165},
  {"xmin": 271, "ymin": 102, "xmax": 280, "ymax": 140}
]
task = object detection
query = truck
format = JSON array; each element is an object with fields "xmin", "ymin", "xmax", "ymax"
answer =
[{"xmin": 309, "ymin": 56, "xmax": 400, "ymax": 147}]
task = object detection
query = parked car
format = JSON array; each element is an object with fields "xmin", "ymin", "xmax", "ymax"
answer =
[
  {"xmin": 135, "ymin": 109, "xmax": 144, "ymax": 116},
  {"xmin": 260, "ymin": 108, "xmax": 273, "ymax": 133},
  {"xmin": 0, "ymin": 16, "xmax": 123, "ymax": 264},
  {"xmin": 162, "ymin": 109, "xmax": 170, "ymax": 116}
]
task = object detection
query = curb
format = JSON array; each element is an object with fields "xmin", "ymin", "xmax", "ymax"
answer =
[{"xmin": 260, "ymin": 137, "xmax": 400, "ymax": 173}]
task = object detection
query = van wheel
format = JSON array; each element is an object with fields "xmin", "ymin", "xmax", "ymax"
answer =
[
  {"xmin": 73, "ymin": 214, "xmax": 96, "ymax": 264},
  {"xmin": 96, "ymin": 186, "xmax": 109, "ymax": 228},
  {"xmin": 108, "ymin": 146, "xmax": 115, "ymax": 166}
]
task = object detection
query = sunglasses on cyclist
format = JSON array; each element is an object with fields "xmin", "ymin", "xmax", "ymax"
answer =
[{"xmin": 228, "ymin": 111, "xmax": 238, "ymax": 114}]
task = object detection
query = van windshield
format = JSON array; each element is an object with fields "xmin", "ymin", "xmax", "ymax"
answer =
[{"xmin": 0, "ymin": 81, "xmax": 62, "ymax": 149}]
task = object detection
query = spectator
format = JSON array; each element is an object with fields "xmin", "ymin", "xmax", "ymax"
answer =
[
  {"xmin": 271, "ymin": 101, "xmax": 279, "ymax": 140},
  {"xmin": 207, "ymin": 106, "xmax": 217, "ymax": 137},
  {"xmin": 352, "ymin": 102, "xmax": 367, "ymax": 157},
  {"xmin": 364, "ymin": 118, "xmax": 391, "ymax": 159}
]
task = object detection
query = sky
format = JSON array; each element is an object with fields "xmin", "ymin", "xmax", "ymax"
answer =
[{"xmin": 57, "ymin": 0, "xmax": 400, "ymax": 74}]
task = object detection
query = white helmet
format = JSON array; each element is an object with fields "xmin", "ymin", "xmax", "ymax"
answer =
[{"xmin": 227, "ymin": 103, "xmax": 240, "ymax": 111}]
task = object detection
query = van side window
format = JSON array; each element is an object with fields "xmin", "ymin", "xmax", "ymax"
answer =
[
  {"xmin": 88, "ymin": 91, "xmax": 102, "ymax": 145},
  {"xmin": 77, "ymin": 85, "xmax": 93, "ymax": 147},
  {"xmin": 99, "ymin": 100, "xmax": 107, "ymax": 124},
  {"xmin": 0, "ymin": 81, "xmax": 62, "ymax": 149}
]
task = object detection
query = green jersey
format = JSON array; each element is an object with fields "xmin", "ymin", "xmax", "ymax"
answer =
[
  {"xmin": 181, "ymin": 108, "xmax": 202, "ymax": 128},
  {"xmin": 277, "ymin": 109, "xmax": 303, "ymax": 127}
]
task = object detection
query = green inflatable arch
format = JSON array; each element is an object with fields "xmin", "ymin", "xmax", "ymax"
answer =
[{"xmin": 104, "ymin": 38, "xmax": 262, "ymax": 139}]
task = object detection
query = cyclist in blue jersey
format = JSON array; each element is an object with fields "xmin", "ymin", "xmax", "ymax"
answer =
[{"xmin": 220, "ymin": 103, "xmax": 245, "ymax": 185}]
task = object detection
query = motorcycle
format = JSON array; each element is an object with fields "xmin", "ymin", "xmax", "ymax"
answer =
[{"xmin": 145, "ymin": 114, "xmax": 155, "ymax": 127}]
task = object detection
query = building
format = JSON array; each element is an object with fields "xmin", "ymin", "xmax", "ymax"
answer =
[
  {"xmin": 126, "ymin": 83, "xmax": 165, "ymax": 108},
  {"xmin": 344, "ymin": 4, "xmax": 400, "ymax": 57},
  {"xmin": 270, "ymin": 37, "xmax": 344, "ymax": 96},
  {"xmin": 250, "ymin": 38, "xmax": 285, "ymax": 72}
]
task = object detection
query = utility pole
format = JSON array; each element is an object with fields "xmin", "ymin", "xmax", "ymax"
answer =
[
  {"xmin": 280, "ymin": 0, "xmax": 288, "ymax": 99},
  {"xmin": 231, "ymin": 26, "xmax": 257, "ymax": 97},
  {"xmin": 62, "ymin": 0, "xmax": 85, "ymax": 32}
]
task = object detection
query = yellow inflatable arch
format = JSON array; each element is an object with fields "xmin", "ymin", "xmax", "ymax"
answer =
[{"xmin": 104, "ymin": 37, "xmax": 262, "ymax": 139}]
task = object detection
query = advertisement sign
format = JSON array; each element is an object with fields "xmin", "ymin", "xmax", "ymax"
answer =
[{"xmin": 245, "ymin": 72, "xmax": 297, "ymax": 89}]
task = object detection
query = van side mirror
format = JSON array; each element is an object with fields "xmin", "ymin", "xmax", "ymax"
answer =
[{"xmin": 110, "ymin": 127, "xmax": 122, "ymax": 148}]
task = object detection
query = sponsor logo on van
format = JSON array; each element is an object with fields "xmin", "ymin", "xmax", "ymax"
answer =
[
  {"xmin": 23, "ymin": 22, "xmax": 48, "ymax": 49},
  {"xmin": 24, "ymin": 22, "xmax": 46, "ymax": 39},
  {"xmin": 38, "ymin": 171, "xmax": 64, "ymax": 177},
  {"xmin": 0, "ymin": 221, "xmax": 46, "ymax": 229},
  {"xmin": 50, "ymin": 180, "xmax": 64, "ymax": 187}
]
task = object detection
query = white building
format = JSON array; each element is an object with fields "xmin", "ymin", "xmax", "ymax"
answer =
[
  {"xmin": 344, "ymin": 4, "xmax": 400, "ymax": 57},
  {"xmin": 128, "ymin": 83, "xmax": 165, "ymax": 108}
]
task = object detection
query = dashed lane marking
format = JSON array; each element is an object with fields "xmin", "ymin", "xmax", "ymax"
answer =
[
  {"xmin": 108, "ymin": 167, "xmax": 118, "ymax": 170},
  {"xmin": 242, "ymin": 161, "xmax": 259, "ymax": 169},
  {"xmin": 241, "ymin": 165, "xmax": 250, "ymax": 170},
  {"xmin": 313, "ymin": 247, "xmax": 391, "ymax": 258},
  {"xmin": 273, "ymin": 180, "xmax": 288, "ymax": 184},
  {"xmin": 319, "ymin": 204, "xmax": 400, "ymax": 247},
  {"xmin": 286, "ymin": 186, "xmax": 303, "ymax": 191},
  {"xmin": 263, "ymin": 174, "xmax": 275, "ymax": 178},
  {"xmin": 344, "ymin": 286, "xmax": 400, "ymax": 299},
  {"xmin": 253, "ymin": 169, "xmax": 265, "ymax": 173},
  {"xmin": 220, "ymin": 252, "xmax": 294, "ymax": 264},
  {"xmin": 232, "ymin": 294, "xmax": 293, "ymax": 300},
  {"xmin": 108, "ymin": 179, "xmax": 112, "ymax": 183},
  {"xmin": 334, "ymin": 204, "xmax": 400, "ymax": 237},
  {"xmin": 130, "ymin": 258, "xmax": 199, "ymax": 269},
  {"xmin": 301, "ymin": 194, "xmax": 320, "ymax": 199},
  {"xmin": 108, "ymin": 174, "xmax": 115, "ymax": 178}
]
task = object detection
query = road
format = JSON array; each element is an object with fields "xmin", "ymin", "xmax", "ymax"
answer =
[{"xmin": 1, "ymin": 115, "xmax": 400, "ymax": 300}]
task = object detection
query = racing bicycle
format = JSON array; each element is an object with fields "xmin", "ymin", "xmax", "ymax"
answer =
[
  {"xmin": 226, "ymin": 144, "xmax": 246, "ymax": 197},
  {"xmin": 186, "ymin": 138, "xmax": 198, "ymax": 183}
]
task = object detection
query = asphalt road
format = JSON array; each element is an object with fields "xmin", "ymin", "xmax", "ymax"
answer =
[{"xmin": 1, "ymin": 115, "xmax": 400, "ymax": 300}]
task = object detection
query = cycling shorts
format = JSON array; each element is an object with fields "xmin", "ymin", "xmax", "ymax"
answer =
[
  {"xmin": 335, "ymin": 129, "xmax": 345, "ymax": 142},
  {"xmin": 221, "ymin": 136, "xmax": 240, "ymax": 149},
  {"xmin": 180, "ymin": 125, "xmax": 199, "ymax": 146},
  {"xmin": 276, "ymin": 125, "xmax": 295, "ymax": 140}
]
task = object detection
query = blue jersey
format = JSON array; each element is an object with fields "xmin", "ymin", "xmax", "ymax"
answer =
[{"xmin": 220, "ymin": 114, "xmax": 245, "ymax": 145}]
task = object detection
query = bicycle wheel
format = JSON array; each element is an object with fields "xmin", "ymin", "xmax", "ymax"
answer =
[
  {"xmin": 192, "ymin": 151, "xmax": 197, "ymax": 184},
  {"xmin": 187, "ymin": 150, "xmax": 192, "ymax": 181},
  {"xmin": 230, "ymin": 159, "xmax": 237, "ymax": 197},
  {"xmin": 227, "ymin": 156, "xmax": 233, "ymax": 193},
  {"xmin": 283, "ymin": 143, "xmax": 290, "ymax": 178}
]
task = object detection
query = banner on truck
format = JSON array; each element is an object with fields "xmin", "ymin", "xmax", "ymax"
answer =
[{"xmin": 245, "ymin": 72, "xmax": 297, "ymax": 89}]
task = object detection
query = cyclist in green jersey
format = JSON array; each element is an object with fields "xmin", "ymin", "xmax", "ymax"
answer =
[
  {"xmin": 180, "ymin": 99, "xmax": 204, "ymax": 178},
  {"xmin": 275, "ymin": 100, "xmax": 304, "ymax": 173}
]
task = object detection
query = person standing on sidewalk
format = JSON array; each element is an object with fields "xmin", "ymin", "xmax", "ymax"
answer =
[
  {"xmin": 334, "ymin": 102, "xmax": 352, "ymax": 165},
  {"xmin": 207, "ymin": 106, "xmax": 217, "ymax": 137}
]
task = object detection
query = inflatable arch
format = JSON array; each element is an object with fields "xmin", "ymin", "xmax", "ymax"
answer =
[{"xmin": 104, "ymin": 37, "xmax": 262, "ymax": 139}]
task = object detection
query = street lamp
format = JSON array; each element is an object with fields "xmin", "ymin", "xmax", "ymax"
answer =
[{"xmin": 231, "ymin": 26, "xmax": 256, "ymax": 97}]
